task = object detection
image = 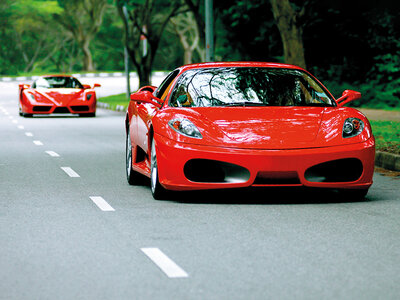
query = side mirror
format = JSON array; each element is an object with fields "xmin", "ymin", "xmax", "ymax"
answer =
[
  {"xmin": 19, "ymin": 84, "xmax": 30, "ymax": 90},
  {"xmin": 83, "ymin": 84, "xmax": 91, "ymax": 89},
  {"xmin": 130, "ymin": 90, "xmax": 163, "ymax": 108},
  {"xmin": 93, "ymin": 83, "xmax": 101, "ymax": 88},
  {"xmin": 336, "ymin": 90, "xmax": 361, "ymax": 107},
  {"xmin": 138, "ymin": 85, "xmax": 157, "ymax": 93}
]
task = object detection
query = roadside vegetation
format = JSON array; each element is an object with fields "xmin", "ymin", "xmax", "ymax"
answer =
[
  {"xmin": 371, "ymin": 121, "xmax": 400, "ymax": 155},
  {"xmin": 98, "ymin": 93, "xmax": 129, "ymax": 110}
]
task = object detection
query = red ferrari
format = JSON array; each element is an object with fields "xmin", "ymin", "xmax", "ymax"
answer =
[
  {"xmin": 125, "ymin": 62, "xmax": 375, "ymax": 200},
  {"xmin": 19, "ymin": 75, "xmax": 100, "ymax": 117}
]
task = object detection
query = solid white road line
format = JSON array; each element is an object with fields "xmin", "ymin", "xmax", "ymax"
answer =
[
  {"xmin": 89, "ymin": 196, "xmax": 115, "ymax": 211},
  {"xmin": 33, "ymin": 140, "xmax": 43, "ymax": 146},
  {"xmin": 61, "ymin": 167, "xmax": 80, "ymax": 178},
  {"xmin": 25, "ymin": 132, "xmax": 33, "ymax": 137},
  {"xmin": 45, "ymin": 151, "xmax": 60, "ymax": 157},
  {"xmin": 141, "ymin": 248, "xmax": 189, "ymax": 278},
  {"xmin": 17, "ymin": 125, "xmax": 24, "ymax": 129}
]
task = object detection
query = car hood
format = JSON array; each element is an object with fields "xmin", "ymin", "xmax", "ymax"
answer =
[
  {"xmin": 156, "ymin": 107, "xmax": 331, "ymax": 149},
  {"xmin": 196, "ymin": 107, "xmax": 325, "ymax": 149},
  {"xmin": 33, "ymin": 88, "xmax": 85, "ymax": 105}
]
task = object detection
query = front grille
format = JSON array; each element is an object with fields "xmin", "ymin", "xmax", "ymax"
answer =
[
  {"xmin": 253, "ymin": 171, "xmax": 301, "ymax": 185},
  {"xmin": 53, "ymin": 107, "xmax": 70, "ymax": 113},
  {"xmin": 70, "ymin": 105, "xmax": 89, "ymax": 112},
  {"xmin": 33, "ymin": 106, "xmax": 52, "ymax": 112}
]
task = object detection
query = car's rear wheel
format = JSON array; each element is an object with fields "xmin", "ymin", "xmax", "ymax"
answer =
[
  {"xmin": 339, "ymin": 188, "xmax": 369, "ymax": 201},
  {"xmin": 150, "ymin": 137, "xmax": 167, "ymax": 200},
  {"xmin": 126, "ymin": 132, "xmax": 141, "ymax": 185}
]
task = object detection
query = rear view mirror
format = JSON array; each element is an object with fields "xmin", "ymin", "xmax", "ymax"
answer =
[
  {"xmin": 130, "ymin": 90, "xmax": 163, "ymax": 108},
  {"xmin": 336, "ymin": 90, "xmax": 361, "ymax": 107},
  {"xmin": 83, "ymin": 84, "xmax": 91, "ymax": 89},
  {"xmin": 93, "ymin": 83, "xmax": 101, "ymax": 88}
]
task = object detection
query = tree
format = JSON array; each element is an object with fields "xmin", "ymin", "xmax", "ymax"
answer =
[
  {"xmin": 54, "ymin": 0, "xmax": 108, "ymax": 71},
  {"xmin": 269, "ymin": 0, "xmax": 306, "ymax": 69},
  {"xmin": 116, "ymin": 0, "xmax": 183, "ymax": 87},
  {"xmin": 182, "ymin": 0, "xmax": 205, "ymax": 61},
  {"xmin": 170, "ymin": 11, "xmax": 200, "ymax": 64}
]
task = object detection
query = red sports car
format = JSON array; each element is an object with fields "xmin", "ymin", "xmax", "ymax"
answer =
[
  {"xmin": 125, "ymin": 62, "xmax": 375, "ymax": 200},
  {"xmin": 19, "ymin": 75, "xmax": 100, "ymax": 117}
]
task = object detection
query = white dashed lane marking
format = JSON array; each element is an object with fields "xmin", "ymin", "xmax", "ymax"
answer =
[
  {"xmin": 61, "ymin": 167, "xmax": 80, "ymax": 177},
  {"xmin": 45, "ymin": 151, "xmax": 60, "ymax": 157},
  {"xmin": 89, "ymin": 196, "xmax": 115, "ymax": 211},
  {"xmin": 17, "ymin": 125, "xmax": 24, "ymax": 130},
  {"xmin": 25, "ymin": 132, "xmax": 33, "ymax": 137},
  {"xmin": 12, "ymin": 120, "xmax": 18, "ymax": 124},
  {"xmin": 141, "ymin": 248, "xmax": 189, "ymax": 278},
  {"xmin": 33, "ymin": 140, "xmax": 43, "ymax": 146}
]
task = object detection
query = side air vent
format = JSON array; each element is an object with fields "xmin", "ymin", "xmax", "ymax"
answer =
[{"xmin": 305, "ymin": 158, "xmax": 363, "ymax": 182}]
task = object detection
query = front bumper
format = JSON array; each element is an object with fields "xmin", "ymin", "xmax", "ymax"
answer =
[
  {"xmin": 154, "ymin": 133, "xmax": 375, "ymax": 191},
  {"xmin": 21, "ymin": 99, "xmax": 96, "ymax": 114}
]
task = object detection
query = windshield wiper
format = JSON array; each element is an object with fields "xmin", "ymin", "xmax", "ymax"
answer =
[{"xmin": 219, "ymin": 101, "xmax": 266, "ymax": 107}]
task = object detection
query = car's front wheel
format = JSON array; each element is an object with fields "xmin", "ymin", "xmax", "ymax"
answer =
[
  {"xmin": 79, "ymin": 113, "xmax": 96, "ymax": 117},
  {"xmin": 150, "ymin": 137, "xmax": 167, "ymax": 200},
  {"xmin": 126, "ymin": 132, "xmax": 142, "ymax": 185},
  {"xmin": 339, "ymin": 188, "xmax": 369, "ymax": 201}
]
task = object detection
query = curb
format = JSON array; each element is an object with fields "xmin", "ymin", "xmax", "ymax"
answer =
[{"xmin": 375, "ymin": 151, "xmax": 400, "ymax": 172}]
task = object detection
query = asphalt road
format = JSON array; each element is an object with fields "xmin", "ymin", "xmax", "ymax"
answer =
[{"xmin": 1, "ymin": 81, "xmax": 400, "ymax": 300}]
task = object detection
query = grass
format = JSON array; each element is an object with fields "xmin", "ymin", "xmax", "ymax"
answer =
[
  {"xmin": 370, "ymin": 121, "xmax": 400, "ymax": 155},
  {"xmin": 98, "ymin": 93, "xmax": 129, "ymax": 110},
  {"xmin": 98, "ymin": 94, "xmax": 400, "ymax": 155}
]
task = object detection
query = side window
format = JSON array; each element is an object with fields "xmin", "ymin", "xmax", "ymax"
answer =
[{"xmin": 155, "ymin": 70, "xmax": 180, "ymax": 100}]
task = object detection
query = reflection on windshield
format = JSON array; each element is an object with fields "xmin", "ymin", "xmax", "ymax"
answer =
[
  {"xmin": 170, "ymin": 67, "xmax": 334, "ymax": 107},
  {"xmin": 33, "ymin": 77, "xmax": 83, "ymax": 89}
]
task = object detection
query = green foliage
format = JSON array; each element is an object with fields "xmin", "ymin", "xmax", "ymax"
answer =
[
  {"xmin": 371, "ymin": 121, "xmax": 400, "ymax": 154},
  {"xmin": 98, "ymin": 93, "xmax": 129, "ymax": 109}
]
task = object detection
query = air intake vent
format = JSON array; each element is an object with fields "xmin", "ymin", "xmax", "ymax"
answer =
[
  {"xmin": 53, "ymin": 107, "xmax": 70, "ymax": 113},
  {"xmin": 33, "ymin": 106, "xmax": 52, "ymax": 112},
  {"xmin": 71, "ymin": 105, "xmax": 89, "ymax": 112}
]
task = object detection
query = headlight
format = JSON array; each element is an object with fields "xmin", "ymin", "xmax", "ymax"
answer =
[
  {"xmin": 168, "ymin": 118, "xmax": 202, "ymax": 139},
  {"xmin": 342, "ymin": 118, "xmax": 364, "ymax": 138},
  {"xmin": 28, "ymin": 93, "xmax": 35, "ymax": 101},
  {"xmin": 86, "ymin": 93, "xmax": 92, "ymax": 100}
]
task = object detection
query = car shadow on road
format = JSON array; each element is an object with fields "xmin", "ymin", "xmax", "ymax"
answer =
[{"xmin": 161, "ymin": 187, "xmax": 373, "ymax": 205}]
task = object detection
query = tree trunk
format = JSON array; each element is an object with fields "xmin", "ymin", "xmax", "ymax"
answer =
[
  {"xmin": 270, "ymin": 0, "xmax": 306, "ymax": 69},
  {"xmin": 184, "ymin": 50, "xmax": 193, "ymax": 65},
  {"xmin": 81, "ymin": 39, "xmax": 94, "ymax": 71}
]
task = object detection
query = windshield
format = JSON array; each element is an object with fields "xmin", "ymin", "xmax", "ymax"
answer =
[
  {"xmin": 33, "ymin": 77, "xmax": 83, "ymax": 89},
  {"xmin": 170, "ymin": 67, "xmax": 335, "ymax": 107}
]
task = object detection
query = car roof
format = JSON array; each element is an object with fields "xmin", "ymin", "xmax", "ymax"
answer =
[{"xmin": 178, "ymin": 62, "xmax": 305, "ymax": 72}]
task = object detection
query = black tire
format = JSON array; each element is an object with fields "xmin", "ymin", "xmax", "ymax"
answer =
[
  {"xmin": 338, "ymin": 188, "xmax": 369, "ymax": 201},
  {"xmin": 150, "ymin": 137, "xmax": 167, "ymax": 200},
  {"xmin": 126, "ymin": 132, "xmax": 142, "ymax": 185},
  {"xmin": 79, "ymin": 112, "xmax": 96, "ymax": 117},
  {"xmin": 22, "ymin": 113, "xmax": 33, "ymax": 118}
]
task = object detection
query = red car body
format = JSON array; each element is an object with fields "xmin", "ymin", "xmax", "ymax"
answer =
[
  {"xmin": 19, "ymin": 75, "xmax": 100, "ymax": 117},
  {"xmin": 125, "ymin": 62, "xmax": 375, "ymax": 199}
]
